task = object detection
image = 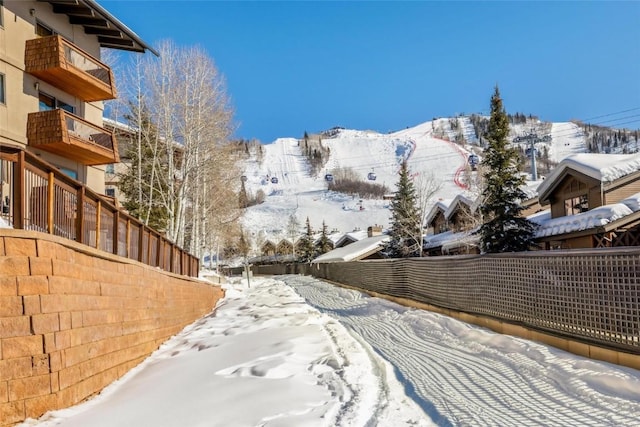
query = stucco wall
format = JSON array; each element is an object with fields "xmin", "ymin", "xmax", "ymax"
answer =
[{"xmin": 0, "ymin": 230, "xmax": 224, "ymax": 426}]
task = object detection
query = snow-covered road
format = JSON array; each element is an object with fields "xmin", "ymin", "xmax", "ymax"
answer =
[
  {"xmin": 285, "ymin": 275, "xmax": 640, "ymax": 426},
  {"xmin": 21, "ymin": 275, "xmax": 640, "ymax": 427}
]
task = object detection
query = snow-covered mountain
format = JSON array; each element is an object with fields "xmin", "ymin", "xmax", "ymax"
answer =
[{"xmin": 240, "ymin": 118, "xmax": 590, "ymax": 242}]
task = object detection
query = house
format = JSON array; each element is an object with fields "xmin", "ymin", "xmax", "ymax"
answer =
[
  {"xmin": 276, "ymin": 238, "xmax": 294, "ymax": 255},
  {"xmin": 261, "ymin": 239, "xmax": 276, "ymax": 256},
  {"xmin": 444, "ymin": 194, "xmax": 479, "ymax": 233},
  {"xmin": 333, "ymin": 228, "xmax": 368, "ymax": 248},
  {"xmin": 312, "ymin": 234, "xmax": 389, "ymax": 263},
  {"xmin": 532, "ymin": 153, "xmax": 640, "ymax": 249},
  {"xmin": 423, "ymin": 195, "xmax": 481, "ymax": 255},
  {"xmin": 425, "ymin": 199, "xmax": 452, "ymax": 235},
  {"xmin": 0, "ymin": 0, "xmax": 155, "ymax": 204}
]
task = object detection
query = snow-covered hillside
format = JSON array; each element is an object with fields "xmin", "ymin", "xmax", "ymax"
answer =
[{"xmin": 240, "ymin": 117, "xmax": 590, "ymax": 243}]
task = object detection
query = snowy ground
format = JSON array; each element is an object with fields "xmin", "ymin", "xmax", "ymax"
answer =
[{"xmin": 20, "ymin": 276, "xmax": 640, "ymax": 427}]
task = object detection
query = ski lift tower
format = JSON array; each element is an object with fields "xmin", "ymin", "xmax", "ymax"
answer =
[{"xmin": 523, "ymin": 131, "xmax": 539, "ymax": 181}]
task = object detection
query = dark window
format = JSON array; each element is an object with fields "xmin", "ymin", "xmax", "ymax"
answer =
[
  {"xmin": 58, "ymin": 167, "xmax": 78, "ymax": 180},
  {"xmin": 0, "ymin": 0, "xmax": 4, "ymax": 28},
  {"xmin": 0, "ymin": 73, "xmax": 5, "ymax": 104},
  {"xmin": 564, "ymin": 194, "xmax": 588, "ymax": 216},
  {"xmin": 38, "ymin": 92, "xmax": 74, "ymax": 113},
  {"xmin": 36, "ymin": 22, "xmax": 54, "ymax": 37},
  {"xmin": 105, "ymin": 188, "xmax": 116, "ymax": 197}
]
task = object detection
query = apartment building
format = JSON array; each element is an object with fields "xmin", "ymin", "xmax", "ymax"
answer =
[{"xmin": 0, "ymin": 0, "xmax": 154, "ymax": 197}]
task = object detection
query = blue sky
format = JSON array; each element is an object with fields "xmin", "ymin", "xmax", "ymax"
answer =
[{"xmin": 103, "ymin": 1, "xmax": 640, "ymax": 143}]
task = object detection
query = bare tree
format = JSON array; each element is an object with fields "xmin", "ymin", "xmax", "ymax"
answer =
[
  {"xmin": 115, "ymin": 40, "xmax": 239, "ymax": 261},
  {"xmin": 286, "ymin": 214, "xmax": 301, "ymax": 258},
  {"xmin": 414, "ymin": 172, "xmax": 442, "ymax": 257}
]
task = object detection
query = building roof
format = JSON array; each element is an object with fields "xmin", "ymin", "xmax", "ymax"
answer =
[
  {"xmin": 537, "ymin": 153, "xmax": 640, "ymax": 203},
  {"xmin": 312, "ymin": 234, "xmax": 389, "ymax": 263},
  {"xmin": 425, "ymin": 199, "xmax": 453, "ymax": 226},
  {"xmin": 529, "ymin": 203, "xmax": 634, "ymax": 238},
  {"xmin": 42, "ymin": 0, "xmax": 158, "ymax": 55},
  {"xmin": 334, "ymin": 229, "xmax": 368, "ymax": 247},
  {"xmin": 444, "ymin": 194, "xmax": 477, "ymax": 219}
]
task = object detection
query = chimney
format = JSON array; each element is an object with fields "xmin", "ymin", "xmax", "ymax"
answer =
[{"xmin": 367, "ymin": 224, "xmax": 382, "ymax": 237}]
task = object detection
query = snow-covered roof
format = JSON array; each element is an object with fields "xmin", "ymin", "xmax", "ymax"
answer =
[
  {"xmin": 312, "ymin": 234, "xmax": 389, "ymax": 263},
  {"xmin": 444, "ymin": 194, "xmax": 477, "ymax": 219},
  {"xmin": 424, "ymin": 191, "xmax": 640, "ymax": 248},
  {"xmin": 425, "ymin": 199, "xmax": 453, "ymax": 225},
  {"xmin": 537, "ymin": 153, "xmax": 640, "ymax": 202},
  {"xmin": 334, "ymin": 229, "xmax": 369, "ymax": 247},
  {"xmin": 423, "ymin": 229, "xmax": 478, "ymax": 250},
  {"xmin": 530, "ymin": 204, "xmax": 633, "ymax": 238}
]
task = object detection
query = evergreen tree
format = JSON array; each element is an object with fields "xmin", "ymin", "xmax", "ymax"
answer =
[
  {"xmin": 297, "ymin": 217, "xmax": 317, "ymax": 262},
  {"xmin": 118, "ymin": 102, "xmax": 170, "ymax": 231},
  {"xmin": 237, "ymin": 227, "xmax": 251, "ymax": 258},
  {"xmin": 478, "ymin": 86, "xmax": 537, "ymax": 253},
  {"xmin": 386, "ymin": 161, "xmax": 422, "ymax": 258},
  {"xmin": 316, "ymin": 220, "xmax": 333, "ymax": 255}
]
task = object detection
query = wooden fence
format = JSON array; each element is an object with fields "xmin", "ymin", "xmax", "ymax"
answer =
[
  {"xmin": 254, "ymin": 248, "xmax": 640, "ymax": 354},
  {"xmin": 0, "ymin": 146, "xmax": 199, "ymax": 277}
]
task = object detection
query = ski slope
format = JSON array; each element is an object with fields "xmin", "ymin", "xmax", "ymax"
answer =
[
  {"xmin": 240, "ymin": 118, "xmax": 592, "ymax": 241},
  {"xmin": 241, "ymin": 119, "xmax": 467, "ymax": 239}
]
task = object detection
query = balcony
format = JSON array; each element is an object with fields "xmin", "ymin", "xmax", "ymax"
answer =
[
  {"xmin": 27, "ymin": 109, "xmax": 120, "ymax": 165},
  {"xmin": 25, "ymin": 35, "xmax": 116, "ymax": 102}
]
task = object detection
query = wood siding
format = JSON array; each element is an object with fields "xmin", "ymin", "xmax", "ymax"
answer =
[
  {"xmin": 604, "ymin": 173, "xmax": 640, "ymax": 205},
  {"xmin": 548, "ymin": 172, "xmax": 602, "ymax": 219}
]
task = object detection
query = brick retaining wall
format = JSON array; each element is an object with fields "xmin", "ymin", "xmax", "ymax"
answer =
[{"xmin": 0, "ymin": 230, "xmax": 224, "ymax": 426}]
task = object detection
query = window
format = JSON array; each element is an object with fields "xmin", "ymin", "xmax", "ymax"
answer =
[
  {"xmin": 0, "ymin": 0, "xmax": 4, "ymax": 28},
  {"xmin": 36, "ymin": 22, "xmax": 54, "ymax": 37},
  {"xmin": 58, "ymin": 167, "xmax": 78, "ymax": 180},
  {"xmin": 105, "ymin": 164, "xmax": 115, "ymax": 174},
  {"xmin": 0, "ymin": 73, "xmax": 5, "ymax": 104},
  {"xmin": 105, "ymin": 188, "xmax": 116, "ymax": 198},
  {"xmin": 38, "ymin": 92, "xmax": 74, "ymax": 113},
  {"xmin": 564, "ymin": 194, "xmax": 588, "ymax": 216}
]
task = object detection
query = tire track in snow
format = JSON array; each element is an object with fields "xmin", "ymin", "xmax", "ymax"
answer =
[{"xmin": 283, "ymin": 275, "xmax": 640, "ymax": 426}]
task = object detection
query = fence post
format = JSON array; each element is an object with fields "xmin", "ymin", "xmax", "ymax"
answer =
[
  {"xmin": 13, "ymin": 151, "xmax": 24, "ymax": 229},
  {"xmin": 76, "ymin": 187, "xmax": 85, "ymax": 243},
  {"xmin": 138, "ymin": 225, "xmax": 144, "ymax": 262},
  {"xmin": 95, "ymin": 200, "xmax": 101, "ymax": 249},
  {"xmin": 125, "ymin": 218, "xmax": 131, "ymax": 258},
  {"xmin": 113, "ymin": 210, "xmax": 119, "ymax": 255},
  {"xmin": 155, "ymin": 233, "xmax": 161, "ymax": 268},
  {"xmin": 47, "ymin": 172, "xmax": 54, "ymax": 234},
  {"xmin": 170, "ymin": 243, "xmax": 175, "ymax": 273}
]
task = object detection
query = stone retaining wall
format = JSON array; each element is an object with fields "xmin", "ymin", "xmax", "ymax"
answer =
[{"xmin": 0, "ymin": 230, "xmax": 224, "ymax": 426}]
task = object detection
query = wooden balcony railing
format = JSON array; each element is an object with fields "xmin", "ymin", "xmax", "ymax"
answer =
[
  {"xmin": 0, "ymin": 146, "xmax": 199, "ymax": 277},
  {"xmin": 25, "ymin": 35, "xmax": 116, "ymax": 102},
  {"xmin": 27, "ymin": 109, "xmax": 120, "ymax": 165}
]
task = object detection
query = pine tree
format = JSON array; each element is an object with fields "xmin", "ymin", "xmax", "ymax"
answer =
[
  {"xmin": 297, "ymin": 217, "xmax": 316, "ymax": 262},
  {"xmin": 118, "ymin": 102, "xmax": 170, "ymax": 231},
  {"xmin": 316, "ymin": 220, "xmax": 333, "ymax": 255},
  {"xmin": 386, "ymin": 161, "xmax": 422, "ymax": 258},
  {"xmin": 478, "ymin": 86, "xmax": 537, "ymax": 253},
  {"xmin": 237, "ymin": 227, "xmax": 251, "ymax": 258}
]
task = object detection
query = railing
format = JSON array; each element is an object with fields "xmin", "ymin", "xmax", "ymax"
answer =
[
  {"xmin": 62, "ymin": 42, "xmax": 111, "ymax": 86},
  {"xmin": 24, "ymin": 35, "xmax": 116, "ymax": 102},
  {"xmin": 0, "ymin": 146, "xmax": 199, "ymax": 277}
]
